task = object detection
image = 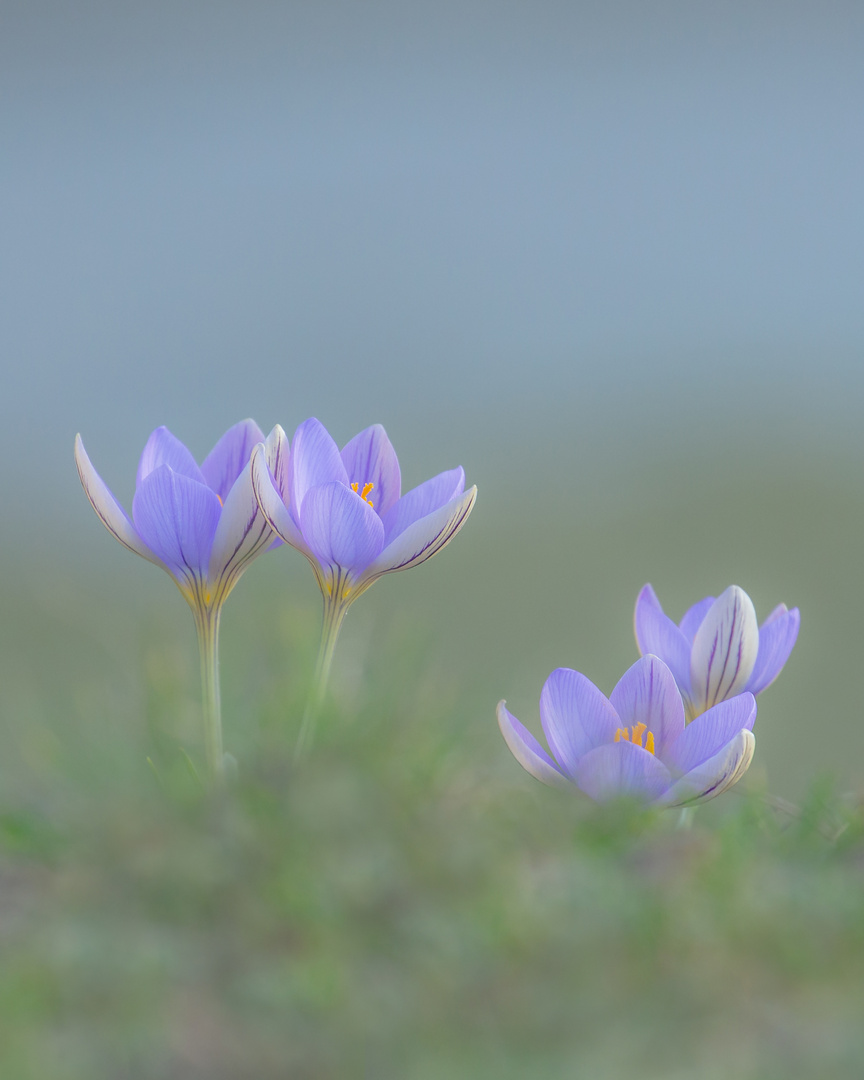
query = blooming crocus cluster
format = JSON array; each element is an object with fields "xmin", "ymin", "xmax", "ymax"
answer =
[
  {"xmin": 75, "ymin": 421, "xmax": 279, "ymax": 778},
  {"xmin": 635, "ymin": 584, "xmax": 800, "ymax": 720},
  {"xmin": 498, "ymin": 656, "xmax": 756, "ymax": 807}
]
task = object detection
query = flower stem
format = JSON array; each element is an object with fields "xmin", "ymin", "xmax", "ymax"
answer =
[
  {"xmin": 294, "ymin": 593, "xmax": 348, "ymax": 763},
  {"xmin": 195, "ymin": 606, "xmax": 224, "ymax": 783}
]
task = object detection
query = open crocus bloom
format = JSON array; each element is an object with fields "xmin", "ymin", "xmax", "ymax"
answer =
[
  {"xmin": 497, "ymin": 656, "xmax": 756, "ymax": 807},
  {"xmin": 635, "ymin": 584, "xmax": 800, "ymax": 720},
  {"xmin": 75, "ymin": 421, "xmax": 277, "ymax": 613},
  {"xmin": 251, "ymin": 418, "xmax": 477, "ymax": 609}
]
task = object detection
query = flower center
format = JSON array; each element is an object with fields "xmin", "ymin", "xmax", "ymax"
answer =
[
  {"xmin": 614, "ymin": 722, "xmax": 656, "ymax": 755},
  {"xmin": 351, "ymin": 481, "xmax": 375, "ymax": 508}
]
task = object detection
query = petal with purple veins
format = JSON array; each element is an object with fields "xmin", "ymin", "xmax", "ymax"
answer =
[
  {"xmin": 290, "ymin": 419, "xmax": 348, "ymax": 518},
  {"xmin": 136, "ymin": 427, "xmax": 205, "ymax": 488},
  {"xmin": 634, "ymin": 584, "xmax": 692, "ymax": 694},
  {"xmin": 358, "ymin": 486, "xmax": 476, "ymax": 582},
  {"xmin": 251, "ymin": 443, "xmax": 308, "ymax": 552},
  {"xmin": 609, "ymin": 655, "xmax": 686, "ymax": 758},
  {"xmin": 746, "ymin": 606, "xmax": 800, "ymax": 696},
  {"xmin": 658, "ymin": 729, "xmax": 755, "ymax": 807},
  {"xmin": 300, "ymin": 481, "xmax": 385, "ymax": 575},
  {"xmin": 539, "ymin": 668, "xmax": 620, "ymax": 775},
  {"xmin": 497, "ymin": 701, "xmax": 571, "ymax": 789},
  {"xmin": 132, "ymin": 465, "xmax": 221, "ymax": 583},
  {"xmin": 574, "ymin": 741, "xmax": 672, "ymax": 804},
  {"xmin": 74, "ymin": 435, "xmax": 168, "ymax": 569},
  {"xmin": 340, "ymin": 424, "xmax": 401, "ymax": 518},
  {"xmin": 664, "ymin": 692, "xmax": 756, "ymax": 776},
  {"xmin": 381, "ymin": 467, "xmax": 465, "ymax": 544},
  {"xmin": 208, "ymin": 459, "xmax": 275, "ymax": 592},
  {"xmin": 690, "ymin": 586, "xmax": 759, "ymax": 713},
  {"xmin": 200, "ymin": 419, "xmax": 265, "ymax": 503}
]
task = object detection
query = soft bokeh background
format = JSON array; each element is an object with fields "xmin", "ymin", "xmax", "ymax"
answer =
[{"xmin": 2, "ymin": 3, "xmax": 864, "ymax": 1077}]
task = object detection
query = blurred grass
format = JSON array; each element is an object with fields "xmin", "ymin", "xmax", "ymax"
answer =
[{"xmin": 2, "ymin": 440, "xmax": 864, "ymax": 1076}]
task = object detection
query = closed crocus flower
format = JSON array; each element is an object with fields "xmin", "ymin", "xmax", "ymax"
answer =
[
  {"xmin": 498, "ymin": 656, "xmax": 756, "ymax": 807},
  {"xmin": 75, "ymin": 421, "xmax": 278, "ymax": 779},
  {"xmin": 634, "ymin": 584, "xmax": 800, "ymax": 721},
  {"xmin": 252, "ymin": 418, "xmax": 477, "ymax": 757}
]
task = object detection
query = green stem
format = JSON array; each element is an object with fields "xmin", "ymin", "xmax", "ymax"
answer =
[
  {"xmin": 195, "ymin": 606, "xmax": 224, "ymax": 783},
  {"xmin": 294, "ymin": 592, "xmax": 348, "ymax": 763}
]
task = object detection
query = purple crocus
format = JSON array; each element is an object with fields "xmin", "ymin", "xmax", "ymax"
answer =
[
  {"xmin": 634, "ymin": 584, "xmax": 800, "ymax": 721},
  {"xmin": 251, "ymin": 418, "xmax": 477, "ymax": 756},
  {"xmin": 74, "ymin": 421, "xmax": 278, "ymax": 779},
  {"xmin": 497, "ymin": 655, "xmax": 756, "ymax": 807}
]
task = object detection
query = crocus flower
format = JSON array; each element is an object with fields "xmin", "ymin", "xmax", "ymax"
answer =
[
  {"xmin": 634, "ymin": 584, "xmax": 800, "ymax": 721},
  {"xmin": 251, "ymin": 417, "xmax": 476, "ymax": 756},
  {"xmin": 74, "ymin": 421, "xmax": 278, "ymax": 779},
  {"xmin": 497, "ymin": 655, "xmax": 756, "ymax": 807}
]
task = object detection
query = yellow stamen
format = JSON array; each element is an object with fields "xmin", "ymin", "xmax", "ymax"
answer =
[
  {"xmin": 614, "ymin": 727, "xmax": 630, "ymax": 743},
  {"xmin": 630, "ymin": 722, "xmax": 647, "ymax": 748},
  {"xmin": 645, "ymin": 730, "xmax": 655, "ymax": 755},
  {"xmin": 350, "ymin": 481, "xmax": 375, "ymax": 508},
  {"xmin": 614, "ymin": 724, "xmax": 656, "ymax": 756}
]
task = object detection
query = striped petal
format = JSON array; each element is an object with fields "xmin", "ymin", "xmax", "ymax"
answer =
[
  {"xmin": 690, "ymin": 586, "xmax": 759, "ymax": 714},
  {"xmin": 251, "ymin": 441, "xmax": 307, "ymax": 552},
  {"xmin": 340, "ymin": 424, "xmax": 401, "ymax": 518},
  {"xmin": 609, "ymin": 655, "xmax": 686, "ymax": 758},
  {"xmin": 200, "ymin": 419, "xmax": 265, "ymax": 503},
  {"xmin": 136, "ymin": 426, "xmax": 205, "ymax": 488},
  {"xmin": 74, "ymin": 434, "xmax": 167, "ymax": 568},
  {"xmin": 381, "ymin": 467, "xmax": 465, "ymax": 544},
  {"xmin": 358, "ymin": 486, "xmax": 476, "ymax": 583},
  {"xmin": 497, "ymin": 701, "xmax": 571, "ymax": 789},
  {"xmin": 664, "ymin": 693, "xmax": 757, "ymax": 776},
  {"xmin": 208, "ymin": 458, "xmax": 275, "ymax": 592},
  {"xmin": 132, "ymin": 465, "xmax": 221, "ymax": 583},
  {"xmin": 300, "ymin": 482, "xmax": 385, "ymax": 575},
  {"xmin": 658, "ymin": 729, "xmax": 755, "ymax": 808},
  {"xmin": 539, "ymin": 667, "xmax": 620, "ymax": 775}
]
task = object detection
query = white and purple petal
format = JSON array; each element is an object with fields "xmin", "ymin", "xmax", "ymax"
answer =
[
  {"xmin": 299, "ymin": 482, "xmax": 385, "ymax": 575},
  {"xmin": 136, "ymin": 427, "xmax": 205, "ymax": 488},
  {"xmin": 208, "ymin": 458, "xmax": 275, "ymax": 591},
  {"xmin": 200, "ymin": 419, "xmax": 265, "ymax": 503},
  {"xmin": 658, "ymin": 729, "xmax": 755, "ymax": 808},
  {"xmin": 496, "ymin": 701, "xmax": 571, "ymax": 789},
  {"xmin": 290, "ymin": 418, "xmax": 348, "ymax": 519},
  {"xmin": 689, "ymin": 586, "xmax": 759, "ymax": 713},
  {"xmin": 746, "ymin": 606, "xmax": 800, "ymax": 696},
  {"xmin": 132, "ymin": 464, "xmax": 221, "ymax": 583},
  {"xmin": 74, "ymin": 434, "xmax": 168, "ymax": 569},
  {"xmin": 539, "ymin": 668, "xmax": 621, "ymax": 775},
  {"xmin": 609, "ymin": 655, "xmax": 686, "ymax": 758},
  {"xmin": 340, "ymin": 424, "xmax": 401, "ymax": 518},
  {"xmin": 358, "ymin": 486, "xmax": 476, "ymax": 583},
  {"xmin": 634, "ymin": 584, "xmax": 692, "ymax": 693},
  {"xmin": 251, "ymin": 442, "xmax": 308, "ymax": 552},
  {"xmin": 381, "ymin": 467, "xmax": 465, "ymax": 544},
  {"xmin": 574, "ymin": 741, "xmax": 672, "ymax": 804},
  {"xmin": 664, "ymin": 692, "xmax": 757, "ymax": 776}
]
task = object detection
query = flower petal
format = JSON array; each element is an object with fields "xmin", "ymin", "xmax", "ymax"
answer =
[
  {"xmin": 496, "ymin": 701, "xmax": 571, "ymax": 789},
  {"xmin": 678, "ymin": 596, "xmax": 715, "ymax": 643},
  {"xmin": 136, "ymin": 427, "xmax": 205, "ymax": 488},
  {"xmin": 251, "ymin": 441, "xmax": 307, "ymax": 551},
  {"xmin": 358, "ymin": 486, "xmax": 476, "ymax": 582},
  {"xmin": 208, "ymin": 458, "xmax": 275, "ymax": 592},
  {"xmin": 381, "ymin": 467, "xmax": 465, "ymax": 544},
  {"xmin": 658, "ymin": 729, "xmax": 755, "ymax": 807},
  {"xmin": 290, "ymin": 418, "xmax": 348, "ymax": 519},
  {"xmin": 263, "ymin": 424, "xmax": 292, "ymax": 504},
  {"xmin": 539, "ymin": 668, "xmax": 621, "ymax": 775},
  {"xmin": 340, "ymin": 424, "xmax": 401, "ymax": 518},
  {"xmin": 609, "ymin": 655, "xmax": 686, "ymax": 758},
  {"xmin": 665, "ymin": 692, "xmax": 757, "ymax": 775},
  {"xmin": 74, "ymin": 434, "xmax": 167, "ymax": 568},
  {"xmin": 690, "ymin": 586, "xmax": 759, "ymax": 713},
  {"xmin": 132, "ymin": 465, "xmax": 221, "ymax": 583},
  {"xmin": 200, "ymin": 419, "xmax": 265, "ymax": 503},
  {"xmin": 300, "ymin": 481, "xmax": 385, "ymax": 574},
  {"xmin": 746, "ymin": 606, "xmax": 800, "ymax": 696},
  {"xmin": 574, "ymin": 741, "xmax": 672, "ymax": 804},
  {"xmin": 633, "ymin": 584, "xmax": 692, "ymax": 693}
]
